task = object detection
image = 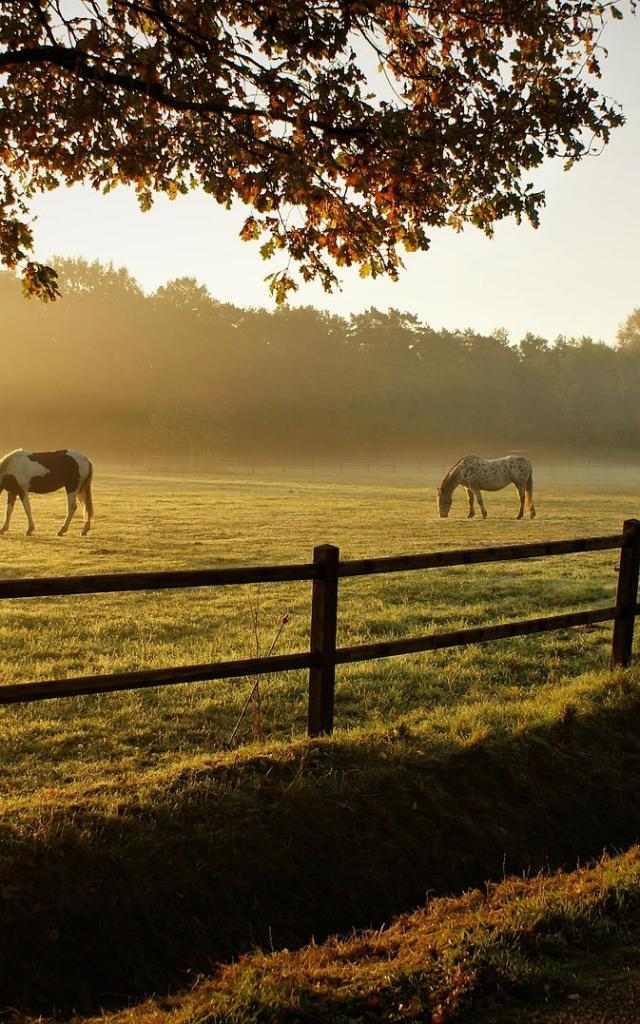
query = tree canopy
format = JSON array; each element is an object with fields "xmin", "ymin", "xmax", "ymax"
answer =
[
  {"xmin": 617, "ymin": 307, "xmax": 640, "ymax": 348},
  {"xmin": 0, "ymin": 1, "xmax": 632, "ymax": 301}
]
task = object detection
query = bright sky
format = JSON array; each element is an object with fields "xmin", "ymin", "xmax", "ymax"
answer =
[{"xmin": 30, "ymin": 12, "xmax": 640, "ymax": 346}]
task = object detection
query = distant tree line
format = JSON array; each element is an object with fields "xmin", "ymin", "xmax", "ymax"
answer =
[{"xmin": 2, "ymin": 258, "xmax": 639, "ymax": 462}]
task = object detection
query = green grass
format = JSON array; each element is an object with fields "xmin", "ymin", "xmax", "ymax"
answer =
[
  {"xmin": 0, "ymin": 467, "xmax": 635, "ymax": 793},
  {"xmin": 2, "ymin": 466, "xmax": 640, "ymax": 1015}
]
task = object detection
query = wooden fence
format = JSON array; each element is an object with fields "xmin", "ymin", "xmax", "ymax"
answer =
[{"xmin": 1, "ymin": 518, "xmax": 639, "ymax": 737}]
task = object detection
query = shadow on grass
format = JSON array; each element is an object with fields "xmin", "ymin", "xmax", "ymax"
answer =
[{"xmin": 2, "ymin": 691, "xmax": 640, "ymax": 1015}]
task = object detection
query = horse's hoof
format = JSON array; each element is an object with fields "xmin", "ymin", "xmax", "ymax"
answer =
[
  {"xmin": 57, "ymin": 528, "xmax": 67, "ymax": 537},
  {"xmin": 26, "ymin": 529, "xmax": 34, "ymax": 536},
  {"xmin": 0, "ymin": 528, "xmax": 7, "ymax": 535},
  {"xmin": 81, "ymin": 526, "xmax": 90, "ymax": 536}
]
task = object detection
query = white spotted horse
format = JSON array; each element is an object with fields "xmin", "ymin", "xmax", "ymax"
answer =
[
  {"xmin": 436, "ymin": 455, "xmax": 535, "ymax": 520},
  {"xmin": 0, "ymin": 449, "xmax": 94, "ymax": 536}
]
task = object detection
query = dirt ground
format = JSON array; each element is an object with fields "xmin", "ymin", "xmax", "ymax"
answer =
[{"xmin": 529, "ymin": 967, "xmax": 640, "ymax": 1024}]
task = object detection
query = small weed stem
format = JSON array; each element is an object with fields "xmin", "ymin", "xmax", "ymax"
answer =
[{"xmin": 228, "ymin": 612, "xmax": 291, "ymax": 745}]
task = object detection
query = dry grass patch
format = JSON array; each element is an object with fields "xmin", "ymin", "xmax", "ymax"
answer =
[{"xmin": 59, "ymin": 848, "xmax": 640, "ymax": 1024}]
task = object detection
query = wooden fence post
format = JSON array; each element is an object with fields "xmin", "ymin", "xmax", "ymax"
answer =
[
  {"xmin": 308, "ymin": 544, "xmax": 339, "ymax": 737},
  {"xmin": 611, "ymin": 518, "xmax": 640, "ymax": 668}
]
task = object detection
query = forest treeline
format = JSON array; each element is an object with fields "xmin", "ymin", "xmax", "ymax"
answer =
[{"xmin": 2, "ymin": 258, "xmax": 639, "ymax": 461}]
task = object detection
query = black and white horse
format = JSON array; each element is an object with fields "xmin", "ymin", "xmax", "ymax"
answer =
[{"xmin": 0, "ymin": 449, "xmax": 94, "ymax": 536}]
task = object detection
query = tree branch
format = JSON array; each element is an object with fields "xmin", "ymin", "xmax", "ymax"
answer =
[{"xmin": 0, "ymin": 43, "xmax": 372, "ymax": 140}]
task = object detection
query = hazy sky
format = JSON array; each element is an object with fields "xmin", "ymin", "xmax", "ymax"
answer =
[{"xmin": 31, "ymin": 11, "xmax": 640, "ymax": 346}]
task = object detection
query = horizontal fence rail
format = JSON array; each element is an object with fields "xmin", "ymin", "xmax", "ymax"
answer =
[
  {"xmin": 1, "ymin": 519, "xmax": 639, "ymax": 736},
  {"xmin": 333, "ymin": 607, "xmax": 621, "ymax": 665},
  {"xmin": 339, "ymin": 534, "xmax": 625, "ymax": 577},
  {"xmin": 0, "ymin": 651, "xmax": 315, "ymax": 706},
  {"xmin": 0, "ymin": 608, "xmax": 627, "ymax": 708},
  {"xmin": 0, "ymin": 562, "xmax": 319, "ymax": 600},
  {"xmin": 0, "ymin": 534, "xmax": 625, "ymax": 599}
]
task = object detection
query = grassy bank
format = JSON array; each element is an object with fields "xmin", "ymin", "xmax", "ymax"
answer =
[
  {"xmin": 2, "ymin": 669, "xmax": 640, "ymax": 1014},
  {"xmin": 77, "ymin": 846, "xmax": 640, "ymax": 1024}
]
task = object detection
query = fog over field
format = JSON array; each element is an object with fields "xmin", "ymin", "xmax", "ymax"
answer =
[{"xmin": 3, "ymin": 259, "xmax": 640, "ymax": 470}]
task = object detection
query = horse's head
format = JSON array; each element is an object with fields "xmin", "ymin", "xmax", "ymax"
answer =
[{"xmin": 436, "ymin": 487, "xmax": 451, "ymax": 518}]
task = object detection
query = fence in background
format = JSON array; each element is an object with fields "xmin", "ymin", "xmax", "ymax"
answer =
[{"xmin": 1, "ymin": 519, "xmax": 639, "ymax": 736}]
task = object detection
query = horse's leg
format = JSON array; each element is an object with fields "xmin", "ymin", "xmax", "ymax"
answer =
[
  {"xmin": 474, "ymin": 488, "xmax": 488, "ymax": 519},
  {"xmin": 79, "ymin": 475, "xmax": 93, "ymax": 535},
  {"xmin": 58, "ymin": 490, "xmax": 78, "ymax": 537},
  {"xmin": 20, "ymin": 493, "xmax": 35, "ymax": 535},
  {"xmin": 465, "ymin": 487, "xmax": 475, "ymax": 518},
  {"xmin": 0, "ymin": 492, "xmax": 16, "ymax": 534},
  {"xmin": 79, "ymin": 492, "xmax": 91, "ymax": 535},
  {"xmin": 515, "ymin": 484, "xmax": 525, "ymax": 520},
  {"xmin": 526, "ymin": 471, "xmax": 536, "ymax": 518}
]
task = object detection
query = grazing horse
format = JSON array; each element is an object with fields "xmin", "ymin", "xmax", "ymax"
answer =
[
  {"xmin": 436, "ymin": 455, "xmax": 535, "ymax": 520},
  {"xmin": 0, "ymin": 449, "xmax": 94, "ymax": 536}
]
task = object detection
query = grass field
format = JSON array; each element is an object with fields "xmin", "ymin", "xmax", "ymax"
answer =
[
  {"xmin": 0, "ymin": 463, "xmax": 637, "ymax": 792},
  {"xmin": 2, "ymin": 464, "xmax": 640, "ymax": 1016}
]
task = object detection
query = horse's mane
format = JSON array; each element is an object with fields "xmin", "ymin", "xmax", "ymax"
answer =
[{"xmin": 439, "ymin": 456, "xmax": 474, "ymax": 494}]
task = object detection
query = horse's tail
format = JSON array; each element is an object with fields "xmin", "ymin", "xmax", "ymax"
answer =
[
  {"xmin": 525, "ymin": 466, "xmax": 535, "ymax": 518},
  {"xmin": 79, "ymin": 461, "xmax": 94, "ymax": 521}
]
